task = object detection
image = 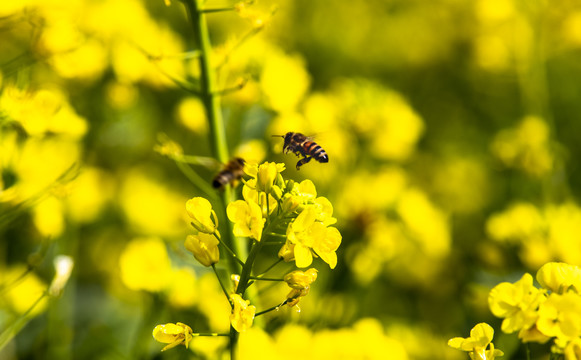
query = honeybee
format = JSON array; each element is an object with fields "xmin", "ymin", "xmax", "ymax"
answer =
[
  {"xmin": 212, "ymin": 157, "xmax": 246, "ymax": 189},
  {"xmin": 276, "ymin": 132, "xmax": 329, "ymax": 170}
]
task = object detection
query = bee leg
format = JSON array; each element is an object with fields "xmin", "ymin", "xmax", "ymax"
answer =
[{"xmin": 296, "ymin": 156, "xmax": 312, "ymax": 170}]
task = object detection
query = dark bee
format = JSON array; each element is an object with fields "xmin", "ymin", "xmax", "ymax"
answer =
[
  {"xmin": 212, "ymin": 157, "xmax": 245, "ymax": 189},
  {"xmin": 278, "ymin": 132, "xmax": 329, "ymax": 170}
]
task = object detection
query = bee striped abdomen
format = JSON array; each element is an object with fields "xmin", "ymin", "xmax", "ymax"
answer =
[
  {"xmin": 303, "ymin": 141, "xmax": 328, "ymax": 162},
  {"xmin": 280, "ymin": 132, "xmax": 329, "ymax": 170}
]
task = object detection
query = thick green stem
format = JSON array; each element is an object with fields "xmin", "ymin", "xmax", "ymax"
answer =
[
  {"xmin": 185, "ymin": 0, "xmax": 228, "ymax": 164},
  {"xmin": 237, "ymin": 240, "xmax": 265, "ymax": 296},
  {"xmin": 183, "ymin": 0, "xmax": 248, "ymax": 277},
  {"xmin": 182, "ymin": 2, "xmax": 251, "ymax": 359}
]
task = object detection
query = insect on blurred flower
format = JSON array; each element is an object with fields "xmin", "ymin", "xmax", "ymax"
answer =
[
  {"xmin": 184, "ymin": 233, "xmax": 220, "ymax": 267},
  {"xmin": 230, "ymin": 294, "xmax": 256, "ymax": 332},
  {"xmin": 48, "ymin": 255, "xmax": 74, "ymax": 297},
  {"xmin": 186, "ymin": 197, "xmax": 219, "ymax": 234},
  {"xmin": 152, "ymin": 322, "xmax": 193, "ymax": 351},
  {"xmin": 448, "ymin": 322, "xmax": 504, "ymax": 360}
]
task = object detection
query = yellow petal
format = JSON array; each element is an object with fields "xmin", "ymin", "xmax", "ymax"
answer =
[{"xmin": 294, "ymin": 244, "xmax": 313, "ymax": 268}]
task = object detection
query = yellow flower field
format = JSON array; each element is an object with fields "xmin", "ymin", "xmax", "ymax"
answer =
[{"xmin": 2, "ymin": 0, "xmax": 581, "ymax": 359}]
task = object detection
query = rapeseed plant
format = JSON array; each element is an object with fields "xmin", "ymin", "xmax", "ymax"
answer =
[
  {"xmin": 452, "ymin": 262, "xmax": 581, "ymax": 359},
  {"xmin": 147, "ymin": 2, "xmax": 342, "ymax": 357}
]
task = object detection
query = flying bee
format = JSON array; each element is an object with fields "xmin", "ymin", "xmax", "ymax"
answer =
[
  {"xmin": 212, "ymin": 157, "xmax": 246, "ymax": 189},
  {"xmin": 275, "ymin": 132, "xmax": 329, "ymax": 170}
]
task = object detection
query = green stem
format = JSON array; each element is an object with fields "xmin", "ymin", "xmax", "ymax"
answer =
[
  {"xmin": 248, "ymin": 276, "xmax": 282, "ymax": 281},
  {"xmin": 185, "ymin": 0, "xmax": 228, "ymax": 164},
  {"xmin": 211, "ymin": 264, "xmax": 232, "ymax": 307},
  {"xmin": 214, "ymin": 232, "xmax": 245, "ymax": 267},
  {"xmin": 0, "ymin": 291, "xmax": 48, "ymax": 351},
  {"xmin": 182, "ymin": 2, "xmax": 248, "ymax": 359},
  {"xmin": 258, "ymin": 258, "xmax": 283, "ymax": 276},
  {"xmin": 229, "ymin": 326, "xmax": 239, "ymax": 360},
  {"xmin": 525, "ymin": 343, "xmax": 531, "ymax": 360},
  {"xmin": 255, "ymin": 299, "xmax": 288, "ymax": 317},
  {"xmin": 265, "ymin": 233, "xmax": 286, "ymax": 238},
  {"xmin": 236, "ymin": 240, "xmax": 264, "ymax": 296},
  {"xmin": 201, "ymin": 6, "xmax": 236, "ymax": 13}
]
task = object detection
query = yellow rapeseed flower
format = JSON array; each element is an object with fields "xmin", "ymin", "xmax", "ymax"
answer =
[
  {"xmin": 175, "ymin": 97, "xmax": 208, "ymax": 135},
  {"xmin": 564, "ymin": 337, "xmax": 581, "ymax": 360},
  {"xmin": 260, "ymin": 51, "xmax": 310, "ymax": 112},
  {"xmin": 488, "ymin": 273, "xmax": 546, "ymax": 335},
  {"xmin": 536, "ymin": 262, "xmax": 581, "ymax": 294},
  {"xmin": 448, "ymin": 323, "xmax": 504, "ymax": 360},
  {"xmin": 184, "ymin": 233, "xmax": 220, "ymax": 267},
  {"xmin": 119, "ymin": 237, "xmax": 172, "ymax": 292},
  {"xmin": 152, "ymin": 322, "xmax": 193, "ymax": 351},
  {"xmin": 166, "ymin": 267, "xmax": 198, "ymax": 308},
  {"xmin": 1, "ymin": 265, "xmax": 48, "ymax": 316},
  {"xmin": 284, "ymin": 207, "xmax": 342, "ymax": 269},
  {"xmin": 284, "ymin": 268, "xmax": 318, "ymax": 290},
  {"xmin": 242, "ymin": 178, "xmax": 278, "ymax": 215},
  {"xmin": 186, "ymin": 197, "xmax": 219, "ymax": 234},
  {"xmin": 230, "ymin": 294, "xmax": 256, "ymax": 332},
  {"xmin": 227, "ymin": 200, "xmax": 265, "ymax": 241},
  {"xmin": 536, "ymin": 292, "xmax": 581, "ymax": 341},
  {"xmin": 120, "ymin": 169, "xmax": 187, "ymax": 237},
  {"xmin": 284, "ymin": 268, "xmax": 318, "ymax": 307},
  {"xmin": 244, "ymin": 162, "xmax": 285, "ymax": 195},
  {"xmin": 491, "ymin": 116, "xmax": 554, "ymax": 176}
]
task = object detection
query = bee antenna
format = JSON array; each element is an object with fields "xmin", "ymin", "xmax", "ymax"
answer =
[{"xmin": 271, "ymin": 134, "xmax": 284, "ymax": 138}]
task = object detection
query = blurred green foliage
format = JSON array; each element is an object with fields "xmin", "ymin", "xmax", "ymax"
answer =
[{"xmin": 1, "ymin": 0, "xmax": 581, "ymax": 359}]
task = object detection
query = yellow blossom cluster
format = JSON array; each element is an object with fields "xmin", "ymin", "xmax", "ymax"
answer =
[
  {"xmin": 486, "ymin": 201, "xmax": 581, "ymax": 268},
  {"xmin": 491, "ymin": 116, "xmax": 554, "ymax": 177},
  {"xmin": 448, "ymin": 323, "xmax": 504, "ymax": 360},
  {"xmin": 234, "ymin": 162, "xmax": 342, "ymax": 269},
  {"xmin": 154, "ymin": 160, "xmax": 342, "ymax": 352},
  {"xmin": 488, "ymin": 262, "xmax": 581, "ymax": 358}
]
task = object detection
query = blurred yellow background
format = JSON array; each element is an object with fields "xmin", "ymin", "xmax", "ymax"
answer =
[{"xmin": 1, "ymin": 0, "xmax": 580, "ymax": 359}]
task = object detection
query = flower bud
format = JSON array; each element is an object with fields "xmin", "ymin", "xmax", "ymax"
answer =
[
  {"xmin": 152, "ymin": 322, "xmax": 193, "ymax": 351},
  {"xmin": 186, "ymin": 197, "xmax": 218, "ymax": 234},
  {"xmin": 284, "ymin": 269, "xmax": 318, "ymax": 307},
  {"xmin": 257, "ymin": 162, "xmax": 278, "ymax": 193},
  {"xmin": 284, "ymin": 268, "xmax": 318, "ymax": 290},
  {"xmin": 49, "ymin": 255, "xmax": 74, "ymax": 297},
  {"xmin": 282, "ymin": 194, "xmax": 300, "ymax": 213},
  {"xmin": 271, "ymin": 185, "xmax": 283, "ymax": 201},
  {"xmin": 230, "ymin": 294, "xmax": 256, "ymax": 332},
  {"xmin": 278, "ymin": 241, "xmax": 295, "ymax": 262},
  {"xmin": 536, "ymin": 262, "xmax": 581, "ymax": 294},
  {"xmin": 184, "ymin": 233, "xmax": 220, "ymax": 267}
]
